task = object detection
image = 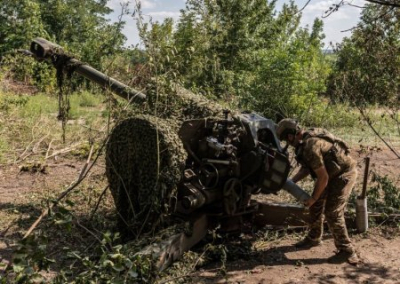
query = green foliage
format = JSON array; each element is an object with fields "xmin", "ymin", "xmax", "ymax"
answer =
[
  {"xmin": 327, "ymin": 4, "xmax": 400, "ymax": 105},
  {"xmin": 0, "ymin": 90, "xmax": 103, "ymax": 121},
  {"xmin": 74, "ymin": 91, "xmax": 100, "ymax": 107},
  {"xmin": 137, "ymin": 0, "xmax": 331, "ymax": 121},
  {"xmin": 286, "ymin": 94, "xmax": 358, "ymax": 128},
  {"xmin": 3, "ymin": 230, "xmax": 154, "ymax": 284},
  {"xmin": 237, "ymin": 16, "xmax": 331, "ymax": 119},
  {"xmin": 16, "ymin": 94, "xmax": 58, "ymax": 118},
  {"xmin": 68, "ymin": 91, "xmax": 105, "ymax": 121},
  {"xmin": 0, "ymin": 0, "xmax": 48, "ymax": 55},
  {"xmin": 0, "ymin": 95, "xmax": 29, "ymax": 112},
  {"xmin": 62, "ymin": 235, "xmax": 154, "ymax": 284},
  {"xmin": 37, "ymin": 0, "xmax": 126, "ymax": 68},
  {"xmin": 368, "ymin": 174, "xmax": 400, "ymax": 214},
  {"xmin": 1, "ymin": 54, "xmax": 57, "ymax": 93},
  {"xmin": 0, "ymin": 0, "xmax": 127, "ymax": 94},
  {"xmin": 0, "ymin": 88, "xmax": 108, "ymax": 164},
  {"xmin": 9, "ymin": 235, "xmax": 55, "ymax": 284}
]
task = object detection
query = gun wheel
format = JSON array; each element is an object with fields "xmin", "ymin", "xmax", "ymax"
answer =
[{"xmin": 106, "ymin": 115, "xmax": 187, "ymax": 237}]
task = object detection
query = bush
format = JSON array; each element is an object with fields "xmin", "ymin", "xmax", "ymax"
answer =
[
  {"xmin": 1, "ymin": 54, "xmax": 57, "ymax": 93},
  {"xmin": 0, "ymin": 95, "xmax": 29, "ymax": 112},
  {"xmin": 368, "ymin": 174, "xmax": 400, "ymax": 214}
]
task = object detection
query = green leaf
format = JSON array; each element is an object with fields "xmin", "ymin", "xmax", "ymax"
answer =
[
  {"xmin": 112, "ymin": 263, "xmax": 125, "ymax": 272},
  {"xmin": 102, "ymin": 260, "xmax": 114, "ymax": 267},
  {"xmin": 12, "ymin": 263, "xmax": 25, "ymax": 273},
  {"xmin": 30, "ymin": 273, "xmax": 44, "ymax": 283},
  {"xmin": 128, "ymin": 269, "xmax": 138, "ymax": 278},
  {"xmin": 113, "ymin": 244, "xmax": 123, "ymax": 251},
  {"xmin": 110, "ymin": 253, "xmax": 122, "ymax": 259},
  {"xmin": 124, "ymin": 258, "xmax": 132, "ymax": 268}
]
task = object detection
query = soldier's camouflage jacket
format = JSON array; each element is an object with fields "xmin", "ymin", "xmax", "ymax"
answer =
[{"xmin": 295, "ymin": 128, "xmax": 356, "ymax": 178}]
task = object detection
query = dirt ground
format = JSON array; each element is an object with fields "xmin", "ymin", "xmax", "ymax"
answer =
[
  {"xmin": 191, "ymin": 227, "xmax": 400, "ymax": 284},
  {"xmin": 0, "ymin": 147, "xmax": 399, "ymax": 283},
  {"xmin": 0, "ymin": 158, "xmax": 108, "ymax": 270}
]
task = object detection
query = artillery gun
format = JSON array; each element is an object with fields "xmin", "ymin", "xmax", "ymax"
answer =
[{"xmin": 28, "ymin": 38, "xmax": 311, "ymax": 271}]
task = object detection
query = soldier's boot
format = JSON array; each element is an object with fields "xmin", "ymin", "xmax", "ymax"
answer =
[
  {"xmin": 327, "ymin": 250, "xmax": 360, "ymax": 265},
  {"xmin": 294, "ymin": 237, "xmax": 322, "ymax": 249}
]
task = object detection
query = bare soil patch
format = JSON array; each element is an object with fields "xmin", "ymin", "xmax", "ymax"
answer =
[
  {"xmin": 0, "ymin": 157, "xmax": 107, "ymax": 268},
  {"xmin": 0, "ymin": 77, "xmax": 38, "ymax": 96}
]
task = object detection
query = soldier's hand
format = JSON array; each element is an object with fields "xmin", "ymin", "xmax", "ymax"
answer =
[{"xmin": 304, "ymin": 197, "xmax": 316, "ymax": 208}]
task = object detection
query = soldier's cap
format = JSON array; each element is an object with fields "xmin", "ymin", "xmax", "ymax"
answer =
[{"xmin": 276, "ymin": 118, "xmax": 300, "ymax": 141}]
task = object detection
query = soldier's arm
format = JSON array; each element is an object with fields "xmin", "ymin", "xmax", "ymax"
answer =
[
  {"xmin": 292, "ymin": 167, "xmax": 310, "ymax": 183},
  {"xmin": 311, "ymin": 165, "xmax": 329, "ymax": 200},
  {"xmin": 303, "ymin": 165, "xmax": 329, "ymax": 207},
  {"xmin": 302, "ymin": 139, "xmax": 329, "ymax": 207}
]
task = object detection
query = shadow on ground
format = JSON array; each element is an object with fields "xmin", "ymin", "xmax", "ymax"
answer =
[
  {"xmin": 193, "ymin": 239, "xmax": 399, "ymax": 284},
  {"xmin": 0, "ymin": 202, "xmax": 43, "ymax": 264}
]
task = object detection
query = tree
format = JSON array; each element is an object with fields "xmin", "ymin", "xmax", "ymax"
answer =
[
  {"xmin": 1, "ymin": 0, "xmax": 128, "ymax": 93},
  {"xmin": 0, "ymin": 0, "xmax": 47, "ymax": 55},
  {"xmin": 37, "ymin": 0, "xmax": 126, "ymax": 68},
  {"xmin": 247, "ymin": 17, "xmax": 330, "ymax": 120},
  {"xmin": 138, "ymin": 0, "xmax": 330, "ymax": 121},
  {"xmin": 0, "ymin": 0, "xmax": 126, "ymax": 67},
  {"xmin": 364, "ymin": 0, "xmax": 400, "ymax": 8},
  {"xmin": 327, "ymin": 4, "xmax": 400, "ymax": 105},
  {"xmin": 316, "ymin": 0, "xmax": 399, "ymax": 19}
]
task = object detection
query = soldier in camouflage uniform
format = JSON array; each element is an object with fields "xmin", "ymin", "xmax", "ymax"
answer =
[{"xmin": 276, "ymin": 118, "xmax": 360, "ymax": 265}]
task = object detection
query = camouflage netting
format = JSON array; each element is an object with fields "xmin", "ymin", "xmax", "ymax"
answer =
[
  {"xmin": 106, "ymin": 85, "xmax": 229, "ymax": 236},
  {"xmin": 144, "ymin": 84, "xmax": 224, "ymax": 121},
  {"xmin": 106, "ymin": 115, "xmax": 187, "ymax": 237},
  {"xmin": 174, "ymin": 86, "xmax": 224, "ymax": 120}
]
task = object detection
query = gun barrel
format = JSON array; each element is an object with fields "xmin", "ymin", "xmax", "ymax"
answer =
[
  {"xmin": 30, "ymin": 38, "xmax": 146, "ymax": 103},
  {"xmin": 70, "ymin": 59, "xmax": 146, "ymax": 103},
  {"xmin": 282, "ymin": 179, "xmax": 311, "ymax": 202}
]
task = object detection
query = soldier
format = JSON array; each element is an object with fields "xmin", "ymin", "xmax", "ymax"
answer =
[{"xmin": 276, "ymin": 118, "xmax": 360, "ymax": 265}]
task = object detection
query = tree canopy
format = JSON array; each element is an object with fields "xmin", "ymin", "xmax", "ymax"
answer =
[
  {"xmin": 0, "ymin": 0, "xmax": 125, "ymax": 67},
  {"xmin": 327, "ymin": 4, "xmax": 400, "ymax": 105},
  {"xmin": 138, "ymin": 0, "xmax": 331, "ymax": 121}
]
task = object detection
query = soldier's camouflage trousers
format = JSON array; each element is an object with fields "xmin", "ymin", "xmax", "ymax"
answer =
[{"xmin": 307, "ymin": 169, "xmax": 358, "ymax": 253}]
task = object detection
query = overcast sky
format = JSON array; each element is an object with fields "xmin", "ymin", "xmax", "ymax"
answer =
[{"xmin": 106, "ymin": 0, "xmax": 365, "ymax": 48}]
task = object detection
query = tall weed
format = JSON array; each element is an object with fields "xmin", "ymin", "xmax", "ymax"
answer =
[{"xmin": 368, "ymin": 173, "xmax": 400, "ymax": 214}]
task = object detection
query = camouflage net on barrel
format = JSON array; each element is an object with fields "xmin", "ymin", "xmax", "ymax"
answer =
[
  {"xmin": 143, "ymin": 84, "xmax": 224, "ymax": 121},
  {"xmin": 106, "ymin": 115, "xmax": 187, "ymax": 237},
  {"xmin": 173, "ymin": 86, "xmax": 224, "ymax": 119}
]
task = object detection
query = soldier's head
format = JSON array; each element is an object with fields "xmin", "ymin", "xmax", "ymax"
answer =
[{"xmin": 276, "ymin": 118, "xmax": 302, "ymax": 147}]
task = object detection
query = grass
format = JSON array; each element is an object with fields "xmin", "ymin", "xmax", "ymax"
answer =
[
  {"xmin": 300, "ymin": 102, "xmax": 400, "ymax": 148},
  {"xmin": 283, "ymin": 93, "xmax": 399, "ymax": 148},
  {"xmin": 0, "ymin": 90, "xmax": 110, "ymax": 164},
  {"xmin": 331, "ymin": 109, "xmax": 400, "ymax": 148},
  {"xmin": 0, "ymin": 134, "xmax": 9, "ymax": 163}
]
